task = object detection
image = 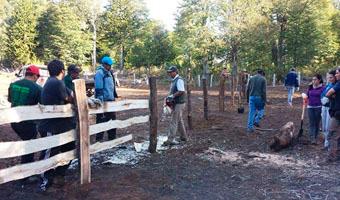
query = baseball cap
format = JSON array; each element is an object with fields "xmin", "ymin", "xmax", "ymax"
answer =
[
  {"xmin": 67, "ymin": 64, "xmax": 81, "ymax": 73},
  {"xmin": 167, "ymin": 66, "xmax": 178, "ymax": 73},
  {"xmin": 26, "ymin": 65, "xmax": 40, "ymax": 77},
  {"xmin": 101, "ymin": 56, "xmax": 115, "ymax": 66}
]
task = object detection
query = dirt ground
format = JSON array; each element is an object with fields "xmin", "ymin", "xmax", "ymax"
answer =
[{"xmin": 0, "ymin": 76, "xmax": 340, "ymax": 199}]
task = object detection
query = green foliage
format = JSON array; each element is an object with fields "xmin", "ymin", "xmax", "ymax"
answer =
[
  {"xmin": 5, "ymin": 0, "xmax": 40, "ymax": 66},
  {"xmin": 127, "ymin": 20, "xmax": 175, "ymax": 69},
  {"xmin": 98, "ymin": 0, "xmax": 148, "ymax": 68},
  {"xmin": 35, "ymin": 2, "xmax": 92, "ymax": 65}
]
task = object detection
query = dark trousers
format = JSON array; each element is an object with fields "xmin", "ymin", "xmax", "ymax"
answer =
[
  {"xmin": 308, "ymin": 107, "xmax": 322, "ymax": 141},
  {"xmin": 11, "ymin": 121, "xmax": 38, "ymax": 164},
  {"xmin": 96, "ymin": 112, "xmax": 116, "ymax": 141},
  {"xmin": 40, "ymin": 131, "xmax": 75, "ymax": 181}
]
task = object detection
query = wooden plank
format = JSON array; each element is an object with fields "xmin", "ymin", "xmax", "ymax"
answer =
[
  {"xmin": 0, "ymin": 116, "xmax": 148, "ymax": 159},
  {"xmin": 74, "ymin": 79, "xmax": 91, "ymax": 184},
  {"xmin": 90, "ymin": 134, "xmax": 132, "ymax": 154},
  {"xmin": 89, "ymin": 99, "xmax": 148, "ymax": 115},
  {"xmin": 0, "ymin": 149, "xmax": 77, "ymax": 184},
  {"xmin": 202, "ymin": 78, "xmax": 208, "ymax": 120},
  {"xmin": 148, "ymin": 77, "xmax": 158, "ymax": 153},
  {"xmin": 0, "ymin": 130, "xmax": 76, "ymax": 159},
  {"xmin": 89, "ymin": 115, "xmax": 149, "ymax": 135},
  {"xmin": 0, "ymin": 135, "xmax": 132, "ymax": 184},
  {"xmin": 0, "ymin": 104, "xmax": 74, "ymax": 125},
  {"xmin": 219, "ymin": 77, "xmax": 226, "ymax": 112}
]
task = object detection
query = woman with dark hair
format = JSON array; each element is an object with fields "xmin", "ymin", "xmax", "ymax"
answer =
[{"xmin": 304, "ymin": 74, "xmax": 325, "ymax": 144}]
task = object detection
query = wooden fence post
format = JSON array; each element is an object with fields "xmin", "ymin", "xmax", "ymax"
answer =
[
  {"xmin": 198, "ymin": 75, "xmax": 201, "ymax": 87},
  {"xmin": 148, "ymin": 77, "xmax": 158, "ymax": 153},
  {"xmin": 187, "ymin": 68, "xmax": 193, "ymax": 130},
  {"xmin": 74, "ymin": 79, "xmax": 91, "ymax": 185},
  {"xmin": 272, "ymin": 74, "xmax": 276, "ymax": 87},
  {"xmin": 219, "ymin": 77, "xmax": 226, "ymax": 112},
  {"xmin": 202, "ymin": 78, "xmax": 208, "ymax": 120}
]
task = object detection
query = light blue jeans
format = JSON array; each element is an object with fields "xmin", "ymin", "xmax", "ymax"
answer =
[
  {"xmin": 287, "ymin": 86, "xmax": 295, "ymax": 105},
  {"xmin": 321, "ymin": 106, "xmax": 331, "ymax": 147},
  {"xmin": 247, "ymin": 96, "xmax": 265, "ymax": 130}
]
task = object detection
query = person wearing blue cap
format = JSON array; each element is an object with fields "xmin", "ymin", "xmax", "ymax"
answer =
[{"xmin": 94, "ymin": 56, "xmax": 118, "ymax": 142}]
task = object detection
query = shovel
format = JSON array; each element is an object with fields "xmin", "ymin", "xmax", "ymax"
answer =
[{"xmin": 298, "ymin": 99, "xmax": 306, "ymax": 138}]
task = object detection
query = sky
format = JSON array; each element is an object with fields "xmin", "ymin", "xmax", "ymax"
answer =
[{"xmin": 144, "ymin": 0, "xmax": 182, "ymax": 30}]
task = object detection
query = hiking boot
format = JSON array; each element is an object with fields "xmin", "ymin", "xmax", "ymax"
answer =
[
  {"xmin": 247, "ymin": 129, "xmax": 254, "ymax": 134},
  {"xmin": 39, "ymin": 177, "xmax": 53, "ymax": 192},
  {"xmin": 162, "ymin": 140, "xmax": 176, "ymax": 146}
]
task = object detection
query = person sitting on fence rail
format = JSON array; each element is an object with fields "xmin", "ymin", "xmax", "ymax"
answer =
[
  {"xmin": 38, "ymin": 59, "xmax": 76, "ymax": 192},
  {"xmin": 163, "ymin": 66, "xmax": 188, "ymax": 146},
  {"xmin": 7, "ymin": 65, "xmax": 42, "ymax": 187},
  {"xmin": 64, "ymin": 64, "xmax": 81, "ymax": 91},
  {"xmin": 94, "ymin": 56, "xmax": 118, "ymax": 142}
]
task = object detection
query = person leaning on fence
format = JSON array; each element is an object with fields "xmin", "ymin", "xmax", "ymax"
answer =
[
  {"xmin": 324, "ymin": 67, "xmax": 340, "ymax": 162},
  {"xmin": 38, "ymin": 60, "xmax": 76, "ymax": 191},
  {"xmin": 320, "ymin": 70, "xmax": 336, "ymax": 149},
  {"xmin": 64, "ymin": 64, "xmax": 81, "ymax": 91},
  {"xmin": 94, "ymin": 56, "xmax": 118, "ymax": 142},
  {"xmin": 246, "ymin": 69, "xmax": 267, "ymax": 133},
  {"xmin": 8, "ymin": 65, "xmax": 42, "ymax": 186},
  {"xmin": 284, "ymin": 68, "xmax": 299, "ymax": 107},
  {"xmin": 163, "ymin": 66, "xmax": 189, "ymax": 146}
]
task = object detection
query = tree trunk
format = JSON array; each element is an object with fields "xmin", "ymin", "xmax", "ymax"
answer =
[
  {"xmin": 120, "ymin": 45, "xmax": 124, "ymax": 70},
  {"xmin": 186, "ymin": 67, "xmax": 193, "ymax": 130}
]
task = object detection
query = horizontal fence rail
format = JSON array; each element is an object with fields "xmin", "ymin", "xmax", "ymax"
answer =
[
  {"xmin": 0, "ymin": 104, "xmax": 74, "ymax": 125},
  {"xmin": 0, "ymin": 134, "xmax": 132, "ymax": 184},
  {"xmin": 88, "ymin": 99, "xmax": 149, "ymax": 115},
  {"xmin": 0, "ymin": 115, "xmax": 149, "ymax": 159},
  {"xmin": 0, "ymin": 99, "xmax": 149, "ymax": 125},
  {"xmin": 0, "ymin": 78, "xmax": 154, "ymax": 186}
]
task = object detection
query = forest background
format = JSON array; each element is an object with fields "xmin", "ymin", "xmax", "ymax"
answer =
[{"xmin": 0, "ymin": 0, "xmax": 339, "ymax": 81}]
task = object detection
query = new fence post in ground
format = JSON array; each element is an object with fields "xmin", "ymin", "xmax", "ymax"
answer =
[
  {"xmin": 187, "ymin": 68, "xmax": 193, "ymax": 130},
  {"xmin": 148, "ymin": 77, "xmax": 158, "ymax": 153},
  {"xmin": 219, "ymin": 77, "xmax": 226, "ymax": 112},
  {"xmin": 74, "ymin": 79, "xmax": 91, "ymax": 184},
  {"xmin": 202, "ymin": 78, "xmax": 208, "ymax": 120}
]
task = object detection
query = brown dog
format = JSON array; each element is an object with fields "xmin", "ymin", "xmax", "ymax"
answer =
[{"xmin": 269, "ymin": 122, "xmax": 296, "ymax": 151}]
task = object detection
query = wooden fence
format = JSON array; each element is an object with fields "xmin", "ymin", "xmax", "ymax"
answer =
[{"xmin": 0, "ymin": 79, "xmax": 154, "ymax": 185}]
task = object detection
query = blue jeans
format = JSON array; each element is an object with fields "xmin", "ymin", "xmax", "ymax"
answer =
[
  {"xmin": 308, "ymin": 107, "xmax": 322, "ymax": 141},
  {"xmin": 287, "ymin": 86, "xmax": 295, "ymax": 105},
  {"xmin": 247, "ymin": 96, "xmax": 265, "ymax": 130}
]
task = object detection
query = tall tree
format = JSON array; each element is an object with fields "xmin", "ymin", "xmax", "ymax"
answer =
[
  {"xmin": 99, "ymin": 0, "xmax": 148, "ymax": 69},
  {"xmin": 5, "ymin": 0, "xmax": 40, "ymax": 67},
  {"xmin": 127, "ymin": 20, "xmax": 175, "ymax": 71},
  {"xmin": 35, "ymin": 1, "xmax": 92, "ymax": 65}
]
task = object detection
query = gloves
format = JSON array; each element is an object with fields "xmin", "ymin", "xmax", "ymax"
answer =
[
  {"xmin": 301, "ymin": 93, "xmax": 307, "ymax": 99},
  {"xmin": 87, "ymin": 97, "xmax": 103, "ymax": 108},
  {"xmin": 321, "ymin": 97, "xmax": 329, "ymax": 106}
]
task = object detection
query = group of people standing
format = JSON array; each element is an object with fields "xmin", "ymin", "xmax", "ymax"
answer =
[
  {"xmin": 7, "ymin": 56, "xmax": 120, "ymax": 191},
  {"xmin": 302, "ymin": 69, "xmax": 340, "ymax": 162},
  {"xmin": 246, "ymin": 67, "xmax": 340, "ymax": 163}
]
